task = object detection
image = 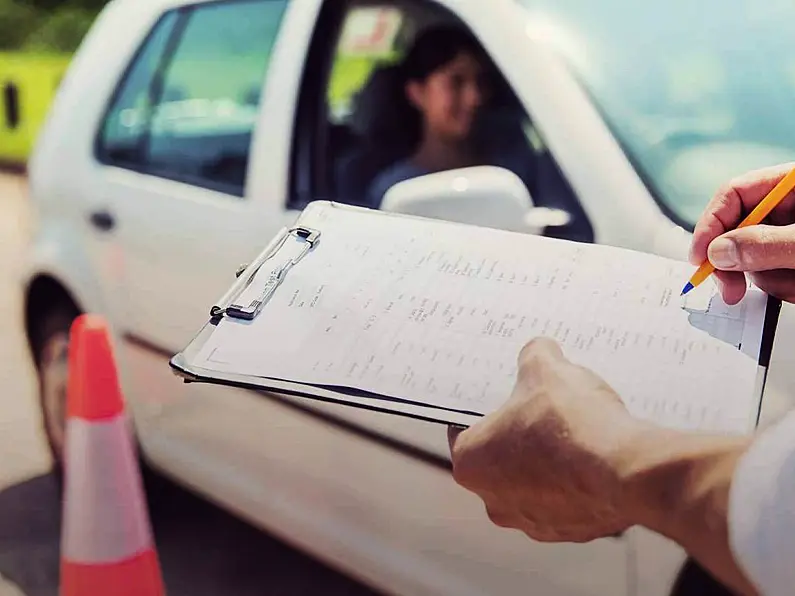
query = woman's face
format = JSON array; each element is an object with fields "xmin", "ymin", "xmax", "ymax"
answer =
[{"xmin": 407, "ymin": 51, "xmax": 487, "ymax": 143}]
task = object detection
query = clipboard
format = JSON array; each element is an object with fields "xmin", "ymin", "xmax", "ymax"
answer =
[
  {"xmin": 170, "ymin": 202, "xmax": 484, "ymax": 427},
  {"xmin": 169, "ymin": 201, "xmax": 782, "ymax": 431}
]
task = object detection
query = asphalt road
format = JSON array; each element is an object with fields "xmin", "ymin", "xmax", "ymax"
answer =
[{"xmin": 0, "ymin": 172, "xmax": 378, "ymax": 596}]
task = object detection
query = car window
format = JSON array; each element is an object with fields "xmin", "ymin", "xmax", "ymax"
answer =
[
  {"xmin": 97, "ymin": 0, "xmax": 289, "ymax": 197},
  {"xmin": 97, "ymin": 11, "xmax": 180, "ymax": 164},
  {"xmin": 327, "ymin": 6, "xmax": 404, "ymax": 123},
  {"xmin": 517, "ymin": 0, "xmax": 795, "ymax": 229},
  {"xmin": 313, "ymin": 2, "xmax": 593, "ymax": 243}
]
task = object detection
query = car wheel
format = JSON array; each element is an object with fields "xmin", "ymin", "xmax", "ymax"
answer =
[
  {"xmin": 31, "ymin": 303, "xmax": 80, "ymax": 471},
  {"xmin": 670, "ymin": 558, "xmax": 734, "ymax": 596},
  {"xmin": 29, "ymin": 303, "xmax": 167, "ymax": 502}
]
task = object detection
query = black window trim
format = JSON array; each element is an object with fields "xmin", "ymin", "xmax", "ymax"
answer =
[
  {"xmin": 288, "ymin": 0, "xmax": 350, "ymax": 209},
  {"xmin": 93, "ymin": 0, "xmax": 285, "ymax": 199},
  {"xmin": 93, "ymin": 6, "xmax": 187, "ymax": 180},
  {"xmin": 289, "ymin": 0, "xmax": 430, "ymax": 211}
]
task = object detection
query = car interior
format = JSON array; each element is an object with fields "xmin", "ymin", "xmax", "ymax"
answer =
[
  {"xmin": 321, "ymin": 1, "xmax": 537, "ymax": 208},
  {"xmin": 295, "ymin": 0, "xmax": 594, "ymax": 243},
  {"xmin": 96, "ymin": 7, "xmax": 269, "ymax": 199}
]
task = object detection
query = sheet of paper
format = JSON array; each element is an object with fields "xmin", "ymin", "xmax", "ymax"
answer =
[{"xmin": 194, "ymin": 203, "xmax": 769, "ymax": 434}]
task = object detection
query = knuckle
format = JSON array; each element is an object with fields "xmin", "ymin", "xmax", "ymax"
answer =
[
  {"xmin": 711, "ymin": 182, "xmax": 742, "ymax": 217},
  {"xmin": 691, "ymin": 220, "xmax": 712, "ymax": 244},
  {"xmin": 754, "ymin": 226, "xmax": 777, "ymax": 247},
  {"xmin": 518, "ymin": 338, "xmax": 561, "ymax": 378},
  {"xmin": 523, "ymin": 524, "xmax": 555, "ymax": 543},
  {"xmin": 726, "ymin": 178, "xmax": 747, "ymax": 197},
  {"xmin": 485, "ymin": 505, "xmax": 513, "ymax": 528},
  {"xmin": 715, "ymin": 182, "xmax": 737, "ymax": 203},
  {"xmin": 738, "ymin": 227, "xmax": 782, "ymax": 268}
]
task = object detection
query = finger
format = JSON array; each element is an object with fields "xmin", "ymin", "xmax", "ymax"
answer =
[
  {"xmin": 750, "ymin": 270, "xmax": 795, "ymax": 303},
  {"xmin": 484, "ymin": 502, "xmax": 516, "ymax": 529},
  {"xmin": 448, "ymin": 424, "xmax": 489, "ymax": 489},
  {"xmin": 447, "ymin": 425, "xmax": 465, "ymax": 453},
  {"xmin": 520, "ymin": 514, "xmax": 630, "ymax": 543},
  {"xmin": 690, "ymin": 163, "xmax": 795, "ymax": 265},
  {"xmin": 713, "ymin": 270, "xmax": 748, "ymax": 305},
  {"xmin": 708, "ymin": 224, "xmax": 795, "ymax": 272},
  {"xmin": 517, "ymin": 337, "xmax": 565, "ymax": 381},
  {"xmin": 521, "ymin": 524, "xmax": 567, "ymax": 543}
]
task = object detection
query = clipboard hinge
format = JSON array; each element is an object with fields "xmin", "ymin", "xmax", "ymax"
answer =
[{"xmin": 210, "ymin": 226, "xmax": 321, "ymax": 321}]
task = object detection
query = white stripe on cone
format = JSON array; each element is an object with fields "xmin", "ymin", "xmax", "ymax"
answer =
[{"xmin": 61, "ymin": 415, "xmax": 154, "ymax": 563}]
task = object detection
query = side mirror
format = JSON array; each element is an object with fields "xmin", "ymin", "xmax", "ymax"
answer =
[{"xmin": 379, "ymin": 166, "xmax": 572, "ymax": 234}]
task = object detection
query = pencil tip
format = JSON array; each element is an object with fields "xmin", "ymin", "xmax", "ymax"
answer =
[{"xmin": 681, "ymin": 282, "xmax": 694, "ymax": 296}]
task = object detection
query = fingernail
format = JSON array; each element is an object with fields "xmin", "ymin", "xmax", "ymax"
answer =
[{"xmin": 709, "ymin": 238, "xmax": 739, "ymax": 269}]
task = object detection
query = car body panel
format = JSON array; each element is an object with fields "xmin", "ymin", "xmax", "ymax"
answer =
[{"xmin": 127, "ymin": 340, "xmax": 633, "ymax": 596}]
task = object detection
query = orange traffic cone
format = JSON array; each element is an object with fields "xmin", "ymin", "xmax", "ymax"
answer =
[{"xmin": 60, "ymin": 314, "xmax": 165, "ymax": 596}]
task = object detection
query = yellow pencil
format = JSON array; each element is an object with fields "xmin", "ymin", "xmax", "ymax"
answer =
[{"xmin": 682, "ymin": 166, "xmax": 795, "ymax": 295}]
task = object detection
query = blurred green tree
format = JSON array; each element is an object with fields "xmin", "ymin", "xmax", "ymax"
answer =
[
  {"xmin": 0, "ymin": 0, "xmax": 42, "ymax": 50},
  {"xmin": 17, "ymin": 0, "xmax": 108, "ymax": 11},
  {"xmin": 24, "ymin": 6, "xmax": 95, "ymax": 52}
]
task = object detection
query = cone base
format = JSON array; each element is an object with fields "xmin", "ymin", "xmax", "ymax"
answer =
[{"xmin": 61, "ymin": 549, "xmax": 164, "ymax": 596}]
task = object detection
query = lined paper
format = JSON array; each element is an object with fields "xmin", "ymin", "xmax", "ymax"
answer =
[{"xmin": 195, "ymin": 203, "xmax": 769, "ymax": 434}]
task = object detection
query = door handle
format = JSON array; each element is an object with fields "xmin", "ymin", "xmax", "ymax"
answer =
[{"xmin": 89, "ymin": 210, "xmax": 115, "ymax": 232}]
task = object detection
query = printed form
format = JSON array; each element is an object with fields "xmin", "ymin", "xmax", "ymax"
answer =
[{"xmin": 195, "ymin": 203, "xmax": 770, "ymax": 434}]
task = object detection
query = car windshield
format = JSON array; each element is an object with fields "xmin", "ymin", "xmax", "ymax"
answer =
[{"xmin": 517, "ymin": 0, "xmax": 795, "ymax": 228}]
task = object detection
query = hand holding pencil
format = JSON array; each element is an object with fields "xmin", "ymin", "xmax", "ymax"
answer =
[{"xmin": 687, "ymin": 163, "xmax": 795, "ymax": 305}]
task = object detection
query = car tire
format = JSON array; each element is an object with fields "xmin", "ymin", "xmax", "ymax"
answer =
[
  {"xmin": 30, "ymin": 302, "xmax": 80, "ymax": 476},
  {"xmin": 670, "ymin": 558, "xmax": 734, "ymax": 596},
  {"xmin": 29, "ymin": 302, "xmax": 167, "ymax": 503}
]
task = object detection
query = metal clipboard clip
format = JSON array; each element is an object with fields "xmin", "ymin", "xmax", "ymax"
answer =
[{"xmin": 210, "ymin": 226, "xmax": 321, "ymax": 321}]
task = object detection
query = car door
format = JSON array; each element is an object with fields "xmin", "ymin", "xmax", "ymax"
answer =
[
  {"xmin": 270, "ymin": 0, "xmax": 603, "ymax": 461},
  {"xmin": 92, "ymin": 0, "xmax": 293, "ymax": 353}
]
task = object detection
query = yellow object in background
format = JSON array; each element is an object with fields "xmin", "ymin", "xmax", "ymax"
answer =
[
  {"xmin": 0, "ymin": 52, "xmax": 71, "ymax": 166},
  {"xmin": 0, "ymin": 50, "xmax": 387, "ymax": 168}
]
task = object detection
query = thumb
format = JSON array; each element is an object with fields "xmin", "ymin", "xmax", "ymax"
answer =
[
  {"xmin": 448, "ymin": 425, "xmax": 466, "ymax": 453},
  {"xmin": 708, "ymin": 224, "xmax": 795, "ymax": 272}
]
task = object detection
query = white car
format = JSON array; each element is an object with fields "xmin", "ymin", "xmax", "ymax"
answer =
[{"xmin": 21, "ymin": 0, "xmax": 795, "ymax": 594}]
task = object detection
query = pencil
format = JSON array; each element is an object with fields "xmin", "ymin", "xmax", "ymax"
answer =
[{"xmin": 682, "ymin": 166, "xmax": 795, "ymax": 295}]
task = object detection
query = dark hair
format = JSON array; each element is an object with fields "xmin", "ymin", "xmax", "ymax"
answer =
[
  {"xmin": 401, "ymin": 25, "xmax": 486, "ymax": 83},
  {"xmin": 397, "ymin": 25, "xmax": 487, "ymax": 147}
]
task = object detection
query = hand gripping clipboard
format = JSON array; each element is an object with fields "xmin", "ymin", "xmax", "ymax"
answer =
[
  {"xmin": 169, "ymin": 202, "xmax": 484, "ymax": 428},
  {"xmin": 169, "ymin": 201, "xmax": 783, "ymax": 432}
]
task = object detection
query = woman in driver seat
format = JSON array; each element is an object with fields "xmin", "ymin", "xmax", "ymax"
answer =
[{"xmin": 367, "ymin": 25, "xmax": 525, "ymax": 207}]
